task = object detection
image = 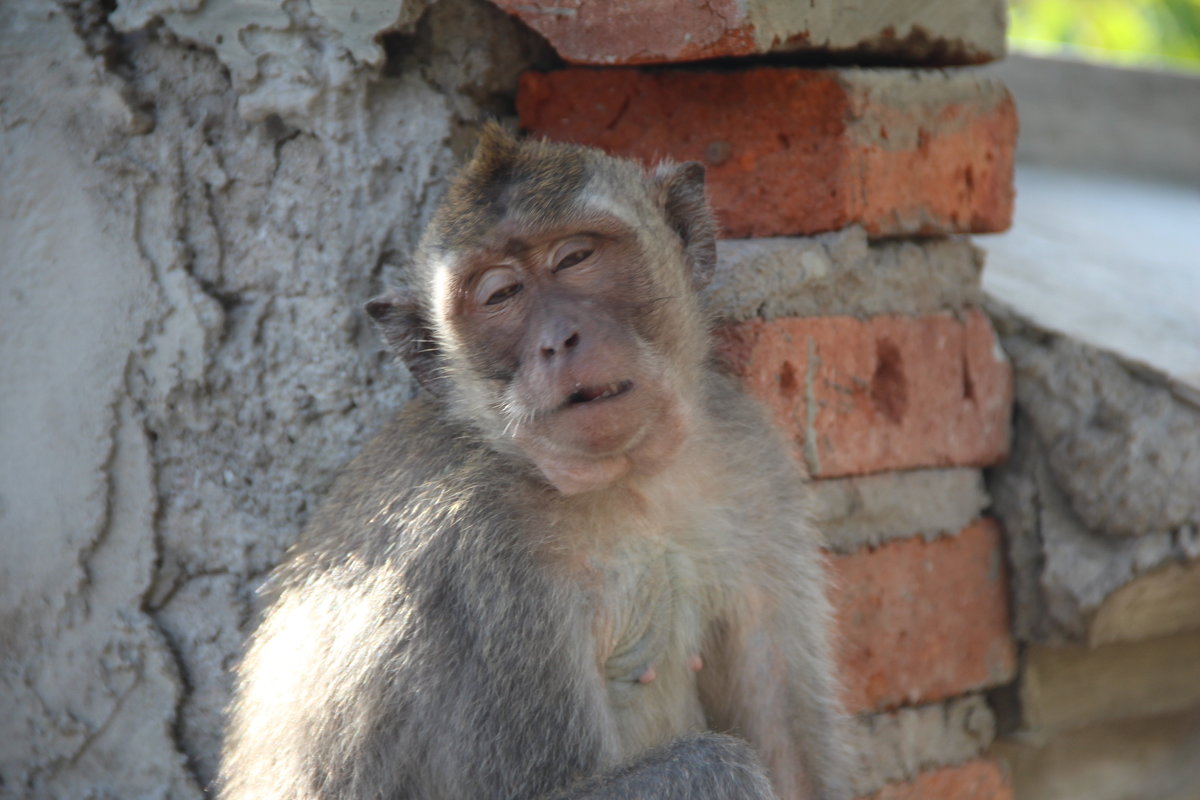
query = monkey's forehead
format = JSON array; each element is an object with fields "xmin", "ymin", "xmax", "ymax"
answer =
[{"xmin": 424, "ymin": 169, "xmax": 658, "ymax": 260}]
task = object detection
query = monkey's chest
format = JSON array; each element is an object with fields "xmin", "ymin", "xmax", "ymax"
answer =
[{"xmin": 595, "ymin": 545, "xmax": 707, "ymax": 755}]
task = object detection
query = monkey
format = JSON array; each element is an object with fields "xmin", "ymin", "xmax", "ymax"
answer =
[{"xmin": 217, "ymin": 123, "xmax": 851, "ymax": 800}]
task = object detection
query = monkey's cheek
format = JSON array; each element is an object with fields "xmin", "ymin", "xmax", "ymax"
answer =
[{"xmin": 625, "ymin": 405, "xmax": 689, "ymax": 478}]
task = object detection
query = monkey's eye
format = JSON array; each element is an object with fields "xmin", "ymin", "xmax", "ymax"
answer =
[
  {"xmin": 553, "ymin": 243, "xmax": 594, "ymax": 272},
  {"xmin": 475, "ymin": 267, "xmax": 522, "ymax": 307}
]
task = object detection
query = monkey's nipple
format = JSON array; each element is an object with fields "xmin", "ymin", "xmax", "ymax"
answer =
[{"xmin": 636, "ymin": 664, "xmax": 656, "ymax": 684}]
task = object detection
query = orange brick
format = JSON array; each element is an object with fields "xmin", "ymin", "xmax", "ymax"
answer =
[
  {"xmin": 859, "ymin": 759, "xmax": 1013, "ymax": 800},
  {"xmin": 830, "ymin": 519, "xmax": 1016, "ymax": 714},
  {"xmin": 715, "ymin": 310, "xmax": 1011, "ymax": 478},
  {"xmin": 518, "ymin": 68, "xmax": 1016, "ymax": 237}
]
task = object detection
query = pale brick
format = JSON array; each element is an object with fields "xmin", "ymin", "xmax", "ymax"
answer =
[{"xmin": 492, "ymin": 0, "xmax": 1007, "ymax": 66}]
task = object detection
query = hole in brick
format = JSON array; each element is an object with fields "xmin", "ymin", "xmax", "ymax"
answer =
[
  {"xmin": 870, "ymin": 338, "xmax": 907, "ymax": 424},
  {"xmin": 705, "ymin": 140, "xmax": 731, "ymax": 167},
  {"xmin": 778, "ymin": 361, "xmax": 799, "ymax": 397},
  {"xmin": 962, "ymin": 352, "xmax": 976, "ymax": 402},
  {"xmin": 776, "ymin": 132, "xmax": 791, "ymax": 150}
]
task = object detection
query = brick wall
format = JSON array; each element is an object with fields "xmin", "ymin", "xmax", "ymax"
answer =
[{"xmin": 500, "ymin": 1, "xmax": 1019, "ymax": 796}]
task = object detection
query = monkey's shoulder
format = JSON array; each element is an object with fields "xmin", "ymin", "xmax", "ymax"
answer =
[{"xmin": 276, "ymin": 397, "xmax": 544, "ymax": 587}]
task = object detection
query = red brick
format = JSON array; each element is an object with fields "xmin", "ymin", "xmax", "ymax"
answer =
[
  {"xmin": 518, "ymin": 68, "xmax": 1016, "ymax": 237},
  {"xmin": 491, "ymin": 0, "xmax": 1006, "ymax": 66},
  {"xmin": 860, "ymin": 759, "xmax": 1013, "ymax": 800},
  {"xmin": 715, "ymin": 310, "xmax": 1011, "ymax": 478},
  {"xmin": 830, "ymin": 519, "xmax": 1016, "ymax": 714}
]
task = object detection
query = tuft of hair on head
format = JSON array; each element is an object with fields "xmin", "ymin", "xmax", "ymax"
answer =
[
  {"xmin": 426, "ymin": 122, "xmax": 592, "ymax": 255},
  {"xmin": 471, "ymin": 121, "xmax": 520, "ymax": 175}
]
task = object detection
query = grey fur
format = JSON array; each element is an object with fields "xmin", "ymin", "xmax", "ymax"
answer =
[{"xmin": 219, "ymin": 128, "xmax": 851, "ymax": 800}]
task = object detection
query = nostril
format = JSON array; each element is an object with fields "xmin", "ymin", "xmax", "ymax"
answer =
[{"xmin": 540, "ymin": 329, "xmax": 580, "ymax": 359}]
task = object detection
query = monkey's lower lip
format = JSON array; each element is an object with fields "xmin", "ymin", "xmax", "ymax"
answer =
[{"xmin": 566, "ymin": 380, "xmax": 634, "ymax": 407}]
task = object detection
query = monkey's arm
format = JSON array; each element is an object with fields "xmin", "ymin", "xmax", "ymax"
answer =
[
  {"xmin": 693, "ymin": 389, "xmax": 853, "ymax": 800},
  {"xmin": 696, "ymin": 520, "xmax": 852, "ymax": 800},
  {"xmin": 550, "ymin": 732, "xmax": 775, "ymax": 800}
]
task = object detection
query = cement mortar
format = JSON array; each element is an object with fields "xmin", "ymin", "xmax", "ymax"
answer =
[
  {"xmin": 0, "ymin": 0, "xmax": 550, "ymax": 794},
  {"xmin": 707, "ymin": 227, "xmax": 984, "ymax": 323},
  {"xmin": 987, "ymin": 306, "xmax": 1200, "ymax": 645},
  {"xmin": 812, "ymin": 469, "xmax": 990, "ymax": 554},
  {"xmin": 850, "ymin": 694, "xmax": 997, "ymax": 796}
]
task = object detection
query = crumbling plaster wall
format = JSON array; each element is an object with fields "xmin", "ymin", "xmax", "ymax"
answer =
[{"xmin": 0, "ymin": 1, "xmax": 550, "ymax": 795}]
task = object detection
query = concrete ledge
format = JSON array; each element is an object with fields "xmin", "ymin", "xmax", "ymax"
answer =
[
  {"xmin": 1021, "ymin": 633, "xmax": 1200, "ymax": 732},
  {"xmin": 492, "ymin": 0, "xmax": 1007, "ymax": 66},
  {"xmin": 988, "ymin": 54, "xmax": 1200, "ymax": 185},
  {"xmin": 812, "ymin": 468, "xmax": 989, "ymax": 555},
  {"xmin": 993, "ymin": 707, "xmax": 1200, "ymax": 800},
  {"xmin": 1089, "ymin": 560, "xmax": 1200, "ymax": 646},
  {"xmin": 705, "ymin": 228, "xmax": 983, "ymax": 323},
  {"xmin": 851, "ymin": 694, "xmax": 997, "ymax": 796}
]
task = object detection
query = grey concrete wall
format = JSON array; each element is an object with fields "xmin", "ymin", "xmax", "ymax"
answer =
[{"xmin": 0, "ymin": 1, "xmax": 548, "ymax": 795}]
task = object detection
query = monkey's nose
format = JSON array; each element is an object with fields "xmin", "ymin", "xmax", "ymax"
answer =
[{"xmin": 541, "ymin": 330, "xmax": 580, "ymax": 358}]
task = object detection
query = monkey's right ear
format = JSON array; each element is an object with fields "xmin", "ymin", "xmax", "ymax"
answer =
[
  {"xmin": 655, "ymin": 161, "xmax": 718, "ymax": 291},
  {"xmin": 365, "ymin": 291, "xmax": 446, "ymax": 396}
]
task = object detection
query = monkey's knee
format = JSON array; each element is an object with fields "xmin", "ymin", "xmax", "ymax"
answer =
[{"xmin": 555, "ymin": 732, "xmax": 776, "ymax": 800}]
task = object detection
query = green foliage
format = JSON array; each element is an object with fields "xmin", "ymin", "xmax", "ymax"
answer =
[{"xmin": 1009, "ymin": 0, "xmax": 1200, "ymax": 69}]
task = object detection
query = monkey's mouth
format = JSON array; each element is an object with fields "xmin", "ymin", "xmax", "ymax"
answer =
[{"xmin": 566, "ymin": 380, "xmax": 633, "ymax": 406}]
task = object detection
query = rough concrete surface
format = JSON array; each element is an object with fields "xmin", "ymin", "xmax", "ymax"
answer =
[
  {"xmin": 705, "ymin": 227, "xmax": 984, "ymax": 323},
  {"xmin": 812, "ymin": 468, "xmax": 989, "ymax": 554},
  {"xmin": 491, "ymin": 0, "xmax": 1007, "ymax": 65},
  {"xmin": 987, "ymin": 307, "xmax": 1200, "ymax": 644},
  {"xmin": 850, "ymin": 694, "xmax": 997, "ymax": 796},
  {"xmin": 0, "ymin": 0, "xmax": 549, "ymax": 795}
]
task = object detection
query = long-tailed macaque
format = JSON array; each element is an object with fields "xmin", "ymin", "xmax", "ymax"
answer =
[{"xmin": 218, "ymin": 123, "xmax": 851, "ymax": 800}]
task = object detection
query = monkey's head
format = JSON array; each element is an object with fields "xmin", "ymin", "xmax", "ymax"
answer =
[{"xmin": 368, "ymin": 123, "xmax": 717, "ymax": 496}]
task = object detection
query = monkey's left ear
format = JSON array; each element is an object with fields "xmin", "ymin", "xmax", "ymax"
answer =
[
  {"xmin": 654, "ymin": 161, "xmax": 717, "ymax": 290},
  {"xmin": 365, "ymin": 291, "xmax": 446, "ymax": 397}
]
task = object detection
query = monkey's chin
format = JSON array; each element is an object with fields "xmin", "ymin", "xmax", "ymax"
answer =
[{"xmin": 514, "ymin": 399, "xmax": 690, "ymax": 496}]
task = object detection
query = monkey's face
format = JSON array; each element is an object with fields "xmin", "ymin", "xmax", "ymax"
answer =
[{"xmin": 436, "ymin": 214, "xmax": 699, "ymax": 496}]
